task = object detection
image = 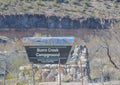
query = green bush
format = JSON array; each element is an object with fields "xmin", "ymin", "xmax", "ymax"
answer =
[
  {"xmin": 16, "ymin": 81, "xmax": 26, "ymax": 85},
  {"xmin": 6, "ymin": 73, "xmax": 14, "ymax": 79}
]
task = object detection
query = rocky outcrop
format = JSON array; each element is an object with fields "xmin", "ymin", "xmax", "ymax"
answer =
[{"xmin": 0, "ymin": 14, "xmax": 119, "ymax": 29}]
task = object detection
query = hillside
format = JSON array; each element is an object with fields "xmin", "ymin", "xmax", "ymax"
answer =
[
  {"xmin": 0, "ymin": 0, "xmax": 120, "ymax": 84},
  {"xmin": 0, "ymin": 0, "xmax": 120, "ymax": 30},
  {"xmin": 0, "ymin": 0, "xmax": 120, "ymax": 19}
]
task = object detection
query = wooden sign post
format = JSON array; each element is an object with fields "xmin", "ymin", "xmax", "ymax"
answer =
[{"xmin": 58, "ymin": 58, "xmax": 61, "ymax": 85}]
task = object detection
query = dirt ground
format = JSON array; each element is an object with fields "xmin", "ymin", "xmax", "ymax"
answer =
[
  {"xmin": 0, "ymin": 79, "xmax": 119, "ymax": 85},
  {"xmin": 39, "ymin": 81, "xmax": 120, "ymax": 85}
]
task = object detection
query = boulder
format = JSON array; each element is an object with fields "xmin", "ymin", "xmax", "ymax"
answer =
[
  {"xmin": 46, "ymin": 73, "xmax": 55, "ymax": 81},
  {"xmin": 62, "ymin": 74, "xmax": 73, "ymax": 82},
  {"xmin": 42, "ymin": 71, "xmax": 49, "ymax": 81}
]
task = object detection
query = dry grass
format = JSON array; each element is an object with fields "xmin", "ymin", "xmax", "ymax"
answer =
[{"xmin": 0, "ymin": 0, "xmax": 119, "ymax": 19}]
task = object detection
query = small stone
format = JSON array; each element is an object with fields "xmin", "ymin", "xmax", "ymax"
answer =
[{"xmin": 46, "ymin": 73, "xmax": 55, "ymax": 81}]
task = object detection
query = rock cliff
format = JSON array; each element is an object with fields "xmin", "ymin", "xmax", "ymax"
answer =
[{"xmin": 0, "ymin": 14, "xmax": 119, "ymax": 29}]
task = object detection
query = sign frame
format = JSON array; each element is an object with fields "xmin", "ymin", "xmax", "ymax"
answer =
[{"xmin": 25, "ymin": 45, "xmax": 72, "ymax": 64}]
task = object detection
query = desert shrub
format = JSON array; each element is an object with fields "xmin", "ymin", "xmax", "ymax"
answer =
[
  {"xmin": 6, "ymin": 73, "xmax": 14, "ymax": 79},
  {"xmin": 16, "ymin": 81, "xmax": 26, "ymax": 85}
]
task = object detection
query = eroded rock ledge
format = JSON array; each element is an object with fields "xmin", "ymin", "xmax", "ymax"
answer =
[{"xmin": 0, "ymin": 14, "xmax": 119, "ymax": 29}]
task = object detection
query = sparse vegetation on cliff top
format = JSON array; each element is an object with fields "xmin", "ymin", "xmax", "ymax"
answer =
[{"xmin": 0, "ymin": 0, "xmax": 120, "ymax": 19}]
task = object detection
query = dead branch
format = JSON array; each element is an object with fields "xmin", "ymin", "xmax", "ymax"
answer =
[{"xmin": 103, "ymin": 42, "xmax": 119, "ymax": 70}]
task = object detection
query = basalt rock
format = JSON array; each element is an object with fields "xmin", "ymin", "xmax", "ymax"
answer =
[{"xmin": 0, "ymin": 14, "xmax": 119, "ymax": 29}]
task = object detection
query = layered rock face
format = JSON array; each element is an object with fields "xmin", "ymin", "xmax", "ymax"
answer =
[{"xmin": 0, "ymin": 14, "xmax": 119, "ymax": 29}]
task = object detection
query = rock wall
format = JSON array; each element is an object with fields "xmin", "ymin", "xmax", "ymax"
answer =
[{"xmin": 0, "ymin": 14, "xmax": 119, "ymax": 29}]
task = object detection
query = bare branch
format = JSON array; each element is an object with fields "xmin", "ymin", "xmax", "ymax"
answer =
[
  {"xmin": 104, "ymin": 43, "xmax": 119, "ymax": 70},
  {"xmin": 94, "ymin": 41, "xmax": 120, "ymax": 70}
]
